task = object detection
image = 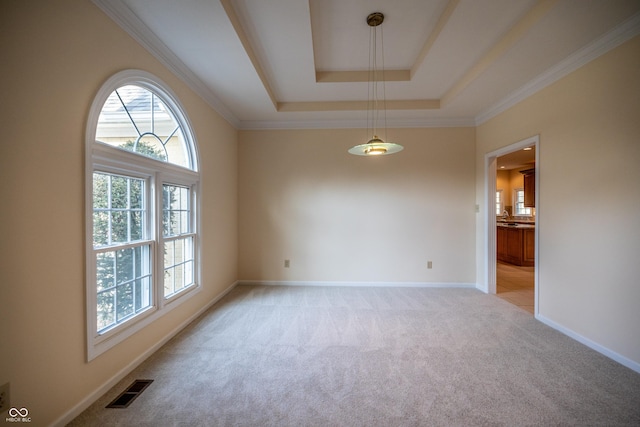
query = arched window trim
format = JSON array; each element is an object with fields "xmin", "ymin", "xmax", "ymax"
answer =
[
  {"xmin": 85, "ymin": 70, "xmax": 201, "ymax": 361},
  {"xmin": 86, "ymin": 69, "xmax": 199, "ymax": 172}
]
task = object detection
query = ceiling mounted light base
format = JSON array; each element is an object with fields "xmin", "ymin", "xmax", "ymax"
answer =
[{"xmin": 366, "ymin": 12, "xmax": 384, "ymax": 27}]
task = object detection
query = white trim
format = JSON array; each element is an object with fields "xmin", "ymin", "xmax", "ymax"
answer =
[
  {"xmin": 237, "ymin": 280, "xmax": 476, "ymax": 288},
  {"xmin": 86, "ymin": 70, "xmax": 201, "ymax": 361},
  {"xmin": 51, "ymin": 281, "xmax": 238, "ymax": 427},
  {"xmin": 158, "ymin": 179, "xmax": 199, "ymax": 305},
  {"xmin": 90, "ymin": 69, "xmax": 200, "ymax": 172},
  {"xmin": 533, "ymin": 142, "xmax": 540, "ymax": 312},
  {"xmin": 482, "ymin": 135, "xmax": 539, "ymax": 315},
  {"xmin": 481, "ymin": 155, "xmax": 497, "ymax": 294},
  {"xmin": 536, "ymin": 314, "xmax": 640, "ymax": 374},
  {"xmin": 476, "ymin": 11, "xmax": 640, "ymax": 125}
]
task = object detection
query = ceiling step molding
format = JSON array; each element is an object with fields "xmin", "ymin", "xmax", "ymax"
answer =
[
  {"xmin": 476, "ymin": 11, "xmax": 640, "ymax": 125},
  {"xmin": 277, "ymin": 99, "xmax": 441, "ymax": 112},
  {"xmin": 238, "ymin": 116, "xmax": 476, "ymax": 131},
  {"xmin": 316, "ymin": 69, "xmax": 410, "ymax": 83}
]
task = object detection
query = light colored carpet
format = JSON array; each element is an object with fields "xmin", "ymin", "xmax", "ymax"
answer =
[{"xmin": 69, "ymin": 285, "xmax": 640, "ymax": 426}]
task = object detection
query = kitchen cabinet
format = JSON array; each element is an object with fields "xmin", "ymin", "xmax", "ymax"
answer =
[
  {"xmin": 521, "ymin": 168, "xmax": 535, "ymax": 207},
  {"xmin": 496, "ymin": 225, "xmax": 535, "ymax": 267},
  {"xmin": 497, "ymin": 227, "xmax": 507, "ymax": 261},
  {"xmin": 523, "ymin": 228, "xmax": 535, "ymax": 265}
]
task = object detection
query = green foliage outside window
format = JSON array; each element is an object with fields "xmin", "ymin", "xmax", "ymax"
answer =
[{"xmin": 93, "ymin": 141, "xmax": 179, "ymax": 332}]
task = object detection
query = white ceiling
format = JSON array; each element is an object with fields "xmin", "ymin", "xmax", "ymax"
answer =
[
  {"xmin": 497, "ymin": 146, "xmax": 536, "ymax": 170},
  {"xmin": 93, "ymin": 0, "xmax": 640, "ymax": 129}
]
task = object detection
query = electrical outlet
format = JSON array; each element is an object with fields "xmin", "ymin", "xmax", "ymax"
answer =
[
  {"xmin": 0, "ymin": 382, "xmax": 9, "ymax": 414},
  {"xmin": 284, "ymin": 259, "xmax": 290, "ymax": 268},
  {"xmin": 427, "ymin": 261, "xmax": 433, "ymax": 269}
]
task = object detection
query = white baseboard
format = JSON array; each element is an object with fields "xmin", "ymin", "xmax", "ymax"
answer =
[
  {"xmin": 536, "ymin": 314, "xmax": 640, "ymax": 374},
  {"xmin": 52, "ymin": 281, "xmax": 238, "ymax": 427},
  {"xmin": 237, "ymin": 280, "xmax": 476, "ymax": 288}
]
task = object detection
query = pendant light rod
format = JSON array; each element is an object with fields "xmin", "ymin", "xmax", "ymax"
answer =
[{"xmin": 348, "ymin": 12, "xmax": 403, "ymax": 156}]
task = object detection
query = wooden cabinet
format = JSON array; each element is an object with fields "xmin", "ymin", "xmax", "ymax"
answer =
[
  {"xmin": 523, "ymin": 228, "xmax": 535, "ymax": 265},
  {"xmin": 497, "ymin": 227, "xmax": 507, "ymax": 261},
  {"xmin": 521, "ymin": 168, "xmax": 535, "ymax": 207},
  {"xmin": 505, "ymin": 227, "xmax": 523, "ymax": 265},
  {"xmin": 496, "ymin": 226, "xmax": 535, "ymax": 266}
]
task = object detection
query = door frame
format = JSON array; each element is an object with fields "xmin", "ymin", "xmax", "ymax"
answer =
[{"xmin": 483, "ymin": 135, "xmax": 540, "ymax": 316}]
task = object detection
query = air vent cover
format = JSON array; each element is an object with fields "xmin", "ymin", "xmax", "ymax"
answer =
[{"xmin": 106, "ymin": 379, "xmax": 153, "ymax": 409}]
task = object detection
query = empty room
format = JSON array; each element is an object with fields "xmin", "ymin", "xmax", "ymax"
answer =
[{"xmin": 1, "ymin": 1, "xmax": 640, "ymax": 425}]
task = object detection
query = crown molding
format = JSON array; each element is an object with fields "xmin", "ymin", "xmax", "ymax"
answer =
[
  {"xmin": 475, "ymin": 11, "xmax": 640, "ymax": 126},
  {"xmin": 91, "ymin": 0, "xmax": 240, "ymax": 128}
]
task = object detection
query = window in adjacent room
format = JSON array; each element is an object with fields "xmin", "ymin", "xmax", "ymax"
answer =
[
  {"xmin": 86, "ymin": 70, "xmax": 199, "ymax": 360},
  {"xmin": 514, "ymin": 188, "xmax": 532, "ymax": 216},
  {"xmin": 496, "ymin": 190, "xmax": 504, "ymax": 216}
]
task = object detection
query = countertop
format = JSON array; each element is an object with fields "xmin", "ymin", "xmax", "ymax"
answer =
[{"xmin": 497, "ymin": 222, "xmax": 535, "ymax": 229}]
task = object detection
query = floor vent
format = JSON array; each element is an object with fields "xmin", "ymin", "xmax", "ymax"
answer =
[{"xmin": 106, "ymin": 379, "xmax": 154, "ymax": 409}]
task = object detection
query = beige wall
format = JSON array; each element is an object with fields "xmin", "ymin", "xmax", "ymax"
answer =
[
  {"xmin": 497, "ymin": 167, "xmax": 531, "ymax": 210},
  {"xmin": 2, "ymin": 1, "xmax": 638, "ymax": 424},
  {"xmin": 0, "ymin": 1, "xmax": 237, "ymax": 425},
  {"xmin": 476, "ymin": 35, "xmax": 640, "ymax": 365},
  {"xmin": 238, "ymin": 128, "xmax": 476, "ymax": 284},
  {"xmin": 496, "ymin": 170, "xmax": 511, "ymax": 209},
  {"xmin": 508, "ymin": 168, "xmax": 525, "ymax": 203}
]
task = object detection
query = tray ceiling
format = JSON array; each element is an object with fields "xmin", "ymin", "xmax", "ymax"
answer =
[{"xmin": 92, "ymin": 0, "xmax": 640, "ymax": 129}]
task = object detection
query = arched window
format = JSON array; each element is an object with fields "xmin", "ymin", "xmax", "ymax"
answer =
[
  {"xmin": 86, "ymin": 70, "xmax": 200, "ymax": 360},
  {"xmin": 95, "ymin": 84, "xmax": 196, "ymax": 168}
]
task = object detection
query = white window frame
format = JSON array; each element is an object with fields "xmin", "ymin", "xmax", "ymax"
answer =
[
  {"xmin": 91, "ymin": 167, "xmax": 156, "ymax": 340},
  {"xmin": 86, "ymin": 70, "xmax": 200, "ymax": 361},
  {"xmin": 513, "ymin": 187, "xmax": 532, "ymax": 217},
  {"xmin": 160, "ymin": 174, "xmax": 198, "ymax": 302},
  {"xmin": 496, "ymin": 189, "xmax": 504, "ymax": 216}
]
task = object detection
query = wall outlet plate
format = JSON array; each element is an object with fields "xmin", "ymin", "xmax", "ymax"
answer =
[{"xmin": 0, "ymin": 382, "xmax": 9, "ymax": 414}]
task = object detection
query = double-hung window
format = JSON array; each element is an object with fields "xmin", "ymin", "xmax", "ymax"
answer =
[
  {"xmin": 514, "ymin": 188, "xmax": 532, "ymax": 216},
  {"xmin": 162, "ymin": 184, "xmax": 195, "ymax": 299},
  {"xmin": 86, "ymin": 71, "xmax": 199, "ymax": 360},
  {"xmin": 93, "ymin": 172, "xmax": 152, "ymax": 333},
  {"xmin": 496, "ymin": 190, "xmax": 504, "ymax": 216}
]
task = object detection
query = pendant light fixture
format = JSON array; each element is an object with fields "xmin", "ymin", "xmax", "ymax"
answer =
[{"xmin": 348, "ymin": 12, "xmax": 403, "ymax": 156}]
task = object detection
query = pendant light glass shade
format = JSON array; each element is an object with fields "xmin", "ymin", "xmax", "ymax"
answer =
[
  {"xmin": 348, "ymin": 137, "xmax": 404, "ymax": 156},
  {"xmin": 348, "ymin": 12, "xmax": 403, "ymax": 157}
]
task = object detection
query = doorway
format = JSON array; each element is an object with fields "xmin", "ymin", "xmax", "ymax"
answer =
[{"xmin": 484, "ymin": 135, "xmax": 539, "ymax": 316}]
